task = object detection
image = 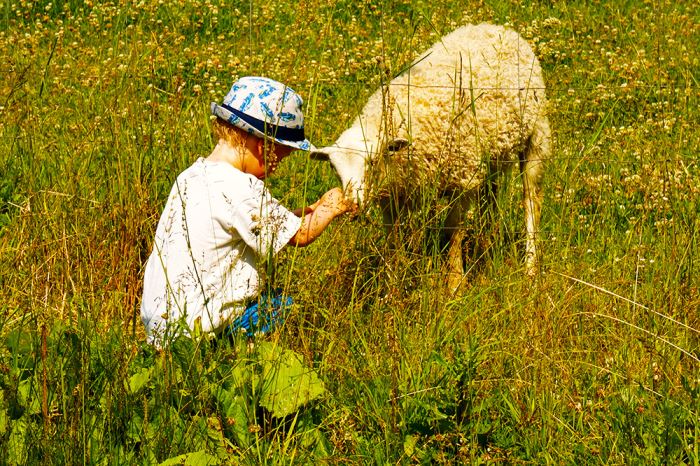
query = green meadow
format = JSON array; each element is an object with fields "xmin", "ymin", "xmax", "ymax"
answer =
[{"xmin": 1, "ymin": 0, "xmax": 698, "ymax": 463}]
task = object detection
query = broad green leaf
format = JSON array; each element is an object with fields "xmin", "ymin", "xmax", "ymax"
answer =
[
  {"xmin": 17, "ymin": 378, "xmax": 41, "ymax": 415},
  {"xmin": 7, "ymin": 415, "xmax": 28, "ymax": 466},
  {"xmin": 215, "ymin": 387, "xmax": 251, "ymax": 447},
  {"xmin": 5, "ymin": 329, "xmax": 33, "ymax": 358},
  {"xmin": 127, "ymin": 413, "xmax": 143, "ymax": 442},
  {"xmin": 254, "ymin": 341, "xmax": 326, "ymax": 418},
  {"xmin": 404, "ymin": 434, "xmax": 418, "ymax": 457},
  {"xmin": 128, "ymin": 366, "xmax": 154, "ymax": 394},
  {"xmin": 206, "ymin": 416, "xmax": 230, "ymax": 458},
  {"xmin": 215, "ymin": 356, "xmax": 252, "ymax": 392},
  {"xmin": 308, "ymin": 427, "xmax": 331, "ymax": 458}
]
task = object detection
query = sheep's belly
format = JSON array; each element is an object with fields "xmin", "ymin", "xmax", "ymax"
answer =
[{"xmin": 374, "ymin": 151, "xmax": 488, "ymax": 197}]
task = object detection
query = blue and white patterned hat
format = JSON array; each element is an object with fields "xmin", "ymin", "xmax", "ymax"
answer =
[{"xmin": 211, "ymin": 76, "xmax": 315, "ymax": 151}]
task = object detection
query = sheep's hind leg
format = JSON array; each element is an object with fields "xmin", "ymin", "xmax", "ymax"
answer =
[
  {"xmin": 445, "ymin": 197, "xmax": 469, "ymax": 293},
  {"xmin": 521, "ymin": 116, "xmax": 550, "ymax": 276}
]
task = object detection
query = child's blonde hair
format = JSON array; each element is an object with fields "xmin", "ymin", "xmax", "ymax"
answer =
[
  {"xmin": 211, "ymin": 117, "xmax": 285, "ymax": 169},
  {"xmin": 211, "ymin": 118, "xmax": 249, "ymax": 147}
]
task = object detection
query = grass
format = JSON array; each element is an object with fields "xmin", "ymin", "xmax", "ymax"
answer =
[{"xmin": 1, "ymin": 0, "xmax": 699, "ymax": 464}]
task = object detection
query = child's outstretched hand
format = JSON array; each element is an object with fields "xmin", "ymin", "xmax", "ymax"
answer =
[
  {"xmin": 289, "ymin": 188, "xmax": 355, "ymax": 247},
  {"xmin": 317, "ymin": 187, "xmax": 355, "ymax": 216}
]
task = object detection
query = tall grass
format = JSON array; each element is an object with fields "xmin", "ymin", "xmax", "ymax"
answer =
[{"xmin": 1, "ymin": 0, "xmax": 698, "ymax": 463}]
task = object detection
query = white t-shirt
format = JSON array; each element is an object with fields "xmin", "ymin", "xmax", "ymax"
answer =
[{"xmin": 141, "ymin": 158, "xmax": 302, "ymax": 344}]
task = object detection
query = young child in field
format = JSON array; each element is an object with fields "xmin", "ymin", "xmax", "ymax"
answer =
[{"xmin": 141, "ymin": 76, "xmax": 351, "ymax": 346}]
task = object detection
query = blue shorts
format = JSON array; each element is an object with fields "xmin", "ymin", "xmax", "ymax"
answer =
[{"xmin": 226, "ymin": 292, "xmax": 293, "ymax": 337}]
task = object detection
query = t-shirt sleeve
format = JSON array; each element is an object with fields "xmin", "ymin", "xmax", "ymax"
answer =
[{"xmin": 220, "ymin": 176, "xmax": 302, "ymax": 257}]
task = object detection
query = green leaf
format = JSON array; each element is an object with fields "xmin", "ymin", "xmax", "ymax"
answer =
[
  {"xmin": 5, "ymin": 329, "xmax": 34, "ymax": 358},
  {"xmin": 7, "ymin": 415, "xmax": 29, "ymax": 466},
  {"xmin": 215, "ymin": 387, "xmax": 251, "ymax": 447},
  {"xmin": 127, "ymin": 414, "xmax": 143, "ymax": 442},
  {"xmin": 0, "ymin": 391, "xmax": 7, "ymax": 435},
  {"xmin": 17, "ymin": 378, "xmax": 42, "ymax": 415},
  {"xmin": 403, "ymin": 434, "xmax": 418, "ymax": 457},
  {"xmin": 298, "ymin": 423, "xmax": 331, "ymax": 459},
  {"xmin": 206, "ymin": 416, "xmax": 230, "ymax": 458},
  {"xmin": 218, "ymin": 356, "xmax": 252, "ymax": 392},
  {"xmin": 254, "ymin": 341, "xmax": 326, "ymax": 418},
  {"xmin": 157, "ymin": 450, "xmax": 220, "ymax": 466},
  {"xmin": 128, "ymin": 366, "xmax": 154, "ymax": 394}
]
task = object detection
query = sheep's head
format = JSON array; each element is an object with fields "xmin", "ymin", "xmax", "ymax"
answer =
[
  {"xmin": 311, "ymin": 144, "xmax": 367, "ymax": 205},
  {"xmin": 311, "ymin": 137, "xmax": 409, "ymax": 206}
]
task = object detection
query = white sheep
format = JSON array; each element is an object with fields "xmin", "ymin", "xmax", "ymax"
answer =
[{"xmin": 313, "ymin": 23, "xmax": 551, "ymax": 289}]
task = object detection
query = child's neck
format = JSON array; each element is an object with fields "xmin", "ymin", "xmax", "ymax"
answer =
[{"xmin": 207, "ymin": 140, "xmax": 246, "ymax": 171}]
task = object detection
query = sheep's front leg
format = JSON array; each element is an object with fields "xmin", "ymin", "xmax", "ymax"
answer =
[
  {"xmin": 445, "ymin": 199, "xmax": 469, "ymax": 292},
  {"xmin": 523, "ymin": 176, "xmax": 542, "ymax": 276},
  {"xmin": 379, "ymin": 196, "xmax": 401, "ymax": 249},
  {"xmin": 446, "ymin": 227, "xmax": 466, "ymax": 292}
]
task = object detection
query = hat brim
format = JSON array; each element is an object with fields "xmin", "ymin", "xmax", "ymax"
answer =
[{"xmin": 211, "ymin": 103, "xmax": 316, "ymax": 152}]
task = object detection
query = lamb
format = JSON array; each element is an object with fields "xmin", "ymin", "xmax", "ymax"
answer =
[{"xmin": 313, "ymin": 23, "xmax": 551, "ymax": 289}]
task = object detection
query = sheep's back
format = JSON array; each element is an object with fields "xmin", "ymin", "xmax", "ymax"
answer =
[{"xmin": 365, "ymin": 23, "xmax": 547, "ymax": 193}]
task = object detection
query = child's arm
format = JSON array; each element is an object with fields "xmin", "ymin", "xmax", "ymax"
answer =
[{"xmin": 288, "ymin": 188, "xmax": 353, "ymax": 247}]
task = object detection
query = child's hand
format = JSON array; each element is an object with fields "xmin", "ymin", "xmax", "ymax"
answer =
[
  {"xmin": 292, "ymin": 189, "xmax": 350, "ymax": 218},
  {"xmin": 319, "ymin": 188, "xmax": 354, "ymax": 216},
  {"xmin": 289, "ymin": 188, "xmax": 355, "ymax": 247}
]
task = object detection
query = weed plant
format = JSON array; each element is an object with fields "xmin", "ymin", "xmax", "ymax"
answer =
[{"xmin": 1, "ymin": 0, "xmax": 698, "ymax": 464}]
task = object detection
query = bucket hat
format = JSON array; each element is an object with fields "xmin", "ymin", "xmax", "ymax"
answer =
[{"xmin": 211, "ymin": 76, "xmax": 315, "ymax": 151}]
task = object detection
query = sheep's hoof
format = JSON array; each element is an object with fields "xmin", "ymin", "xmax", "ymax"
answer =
[
  {"xmin": 524, "ymin": 261, "xmax": 540, "ymax": 281},
  {"xmin": 524, "ymin": 251, "xmax": 539, "ymax": 278}
]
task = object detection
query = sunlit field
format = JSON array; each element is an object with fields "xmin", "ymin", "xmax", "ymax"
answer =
[{"xmin": 1, "ymin": 0, "xmax": 698, "ymax": 464}]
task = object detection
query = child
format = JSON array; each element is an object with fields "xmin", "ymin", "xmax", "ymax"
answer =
[{"xmin": 141, "ymin": 76, "xmax": 352, "ymax": 346}]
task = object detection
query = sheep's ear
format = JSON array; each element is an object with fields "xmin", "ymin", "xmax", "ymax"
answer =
[
  {"xmin": 387, "ymin": 138, "xmax": 410, "ymax": 152},
  {"xmin": 310, "ymin": 148, "xmax": 331, "ymax": 161}
]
